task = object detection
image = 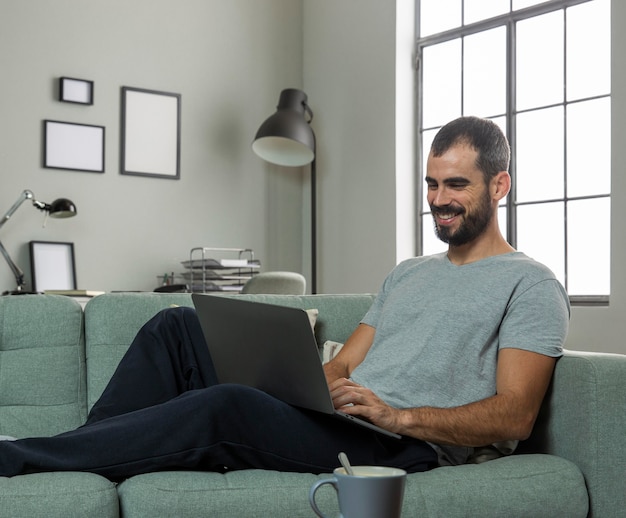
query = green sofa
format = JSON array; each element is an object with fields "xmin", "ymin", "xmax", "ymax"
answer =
[{"xmin": 0, "ymin": 292, "xmax": 624, "ymax": 517}]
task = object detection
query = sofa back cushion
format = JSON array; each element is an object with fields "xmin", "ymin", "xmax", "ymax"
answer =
[
  {"xmin": 0, "ymin": 294, "xmax": 86, "ymax": 437},
  {"xmin": 84, "ymin": 292, "xmax": 375, "ymax": 411},
  {"xmin": 84, "ymin": 292, "xmax": 195, "ymax": 410}
]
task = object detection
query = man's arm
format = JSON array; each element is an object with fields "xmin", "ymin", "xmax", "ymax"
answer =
[
  {"xmin": 323, "ymin": 323, "xmax": 375, "ymax": 385},
  {"xmin": 330, "ymin": 348, "xmax": 556, "ymax": 446}
]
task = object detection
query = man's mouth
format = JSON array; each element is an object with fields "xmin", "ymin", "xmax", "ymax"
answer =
[{"xmin": 431, "ymin": 207, "xmax": 464, "ymax": 226}]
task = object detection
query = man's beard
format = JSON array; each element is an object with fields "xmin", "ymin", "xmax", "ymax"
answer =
[{"xmin": 431, "ymin": 191, "xmax": 493, "ymax": 247}]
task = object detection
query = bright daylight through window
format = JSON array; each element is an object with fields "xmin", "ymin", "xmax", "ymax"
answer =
[{"xmin": 416, "ymin": 0, "xmax": 611, "ymax": 302}]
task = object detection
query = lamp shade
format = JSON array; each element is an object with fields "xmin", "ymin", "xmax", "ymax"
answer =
[
  {"xmin": 252, "ymin": 89, "xmax": 315, "ymax": 167},
  {"xmin": 48, "ymin": 198, "xmax": 77, "ymax": 218}
]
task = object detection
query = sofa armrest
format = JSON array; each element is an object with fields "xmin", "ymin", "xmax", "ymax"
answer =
[{"xmin": 520, "ymin": 350, "xmax": 626, "ymax": 517}]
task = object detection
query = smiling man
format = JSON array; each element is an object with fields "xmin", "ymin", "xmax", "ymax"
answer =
[
  {"xmin": 0, "ymin": 116, "xmax": 569, "ymax": 478},
  {"xmin": 326, "ymin": 116, "xmax": 569, "ymax": 465}
]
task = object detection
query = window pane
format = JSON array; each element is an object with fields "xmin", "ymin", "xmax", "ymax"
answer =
[
  {"xmin": 517, "ymin": 202, "xmax": 565, "ymax": 286},
  {"xmin": 516, "ymin": 11, "xmax": 564, "ymax": 110},
  {"xmin": 420, "ymin": 0, "xmax": 462, "ymax": 37},
  {"xmin": 464, "ymin": 27, "xmax": 507, "ymax": 117},
  {"xmin": 498, "ymin": 205, "xmax": 508, "ymax": 242},
  {"xmin": 422, "ymin": 40, "xmax": 462, "ymax": 128},
  {"xmin": 421, "ymin": 128, "xmax": 439, "ymax": 210},
  {"xmin": 567, "ymin": 97, "xmax": 611, "ymax": 198},
  {"xmin": 515, "ymin": 107, "xmax": 564, "ymax": 203},
  {"xmin": 513, "ymin": 0, "xmax": 546, "ymax": 10},
  {"xmin": 567, "ymin": 0, "xmax": 611, "ymax": 101},
  {"xmin": 567, "ymin": 198, "xmax": 610, "ymax": 295},
  {"xmin": 421, "ymin": 214, "xmax": 448, "ymax": 256},
  {"xmin": 464, "ymin": 0, "xmax": 509, "ymax": 25}
]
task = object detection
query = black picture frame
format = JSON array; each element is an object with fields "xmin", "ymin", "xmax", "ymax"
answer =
[
  {"xmin": 121, "ymin": 87, "xmax": 181, "ymax": 179},
  {"xmin": 29, "ymin": 241, "xmax": 77, "ymax": 293},
  {"xmin": 43, "ymin": 120, "xmax": 105, "ymax": 173},
  {"xmin": 59, "ymin": 77, "xmax": 94, "ymax": 105}
]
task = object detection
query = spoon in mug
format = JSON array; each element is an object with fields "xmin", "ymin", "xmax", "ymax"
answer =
[{"xmin": 338, "ymin": 452, "xmax": 355, "ymax": 476}]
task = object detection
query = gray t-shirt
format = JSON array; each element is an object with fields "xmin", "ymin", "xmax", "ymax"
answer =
[{"xmin": 351, "ymin": 251, "xmax": 570, "ymax": 465}]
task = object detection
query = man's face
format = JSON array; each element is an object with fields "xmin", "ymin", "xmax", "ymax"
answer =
[{"xmin": 425, "ymin": 144, "xmax": 494, "ymax": 247}]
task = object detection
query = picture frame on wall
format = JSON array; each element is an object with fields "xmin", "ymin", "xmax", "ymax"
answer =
[
  {"xmin": 29, "ymin": 241, "xmax": 77, "ymax": 293},
  {"xmin": 59, "ymin": 77, "xmax": 94, "ymax": 105},
  {"xmin": 43, "ymin": 120, "xmax": 105, "ymax": 173},
  {"xmin": 120, "ymin": 86, "xmax": 181, "ymax": 179}
]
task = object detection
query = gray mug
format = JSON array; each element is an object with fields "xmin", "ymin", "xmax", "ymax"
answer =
[{"xmin": 309, "ymin": 466, "xmax": 407, "ymax": 518}]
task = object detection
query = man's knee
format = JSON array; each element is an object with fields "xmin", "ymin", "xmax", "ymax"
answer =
[{"xmin": 198, "ymin": 384, "xmax": 282, "ymax": 424}]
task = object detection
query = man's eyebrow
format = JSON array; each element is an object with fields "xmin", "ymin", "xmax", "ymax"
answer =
[{"xmin": 424, "ymin": 176, "xmax": 471, "ymax": 185}]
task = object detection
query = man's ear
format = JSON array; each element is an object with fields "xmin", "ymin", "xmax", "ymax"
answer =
[{"xmin": 491, "ymin": 171, "xmax": 511, "ymax": 202}]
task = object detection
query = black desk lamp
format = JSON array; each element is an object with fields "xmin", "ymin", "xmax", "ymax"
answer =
[
  {"xmin": 252, "ymin": 88, "xmax": 317, "ymax": 293},
  {"xmin": 0, "ymin": 189, "xmax": 77, "ymax": 295}
]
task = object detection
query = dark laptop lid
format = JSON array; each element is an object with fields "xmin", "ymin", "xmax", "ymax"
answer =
[{"xmin": 191, "ymin": 294, "xmax": 335, "ymax": 413}]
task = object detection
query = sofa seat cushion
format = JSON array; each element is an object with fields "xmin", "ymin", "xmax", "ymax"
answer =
[
  {"xmin": 408, "ymin": 454, "xmax": 588, "ymax": 517},
  {"xmin": 117, "ymin": 454, "xmax": 586, "ymax": 517},
  {"xmin": 118, "ymin": 469, "xmax": 335, "ymax": 518},
  {"xmin": 0, "ymin": 472, "xmax": 118, "ymax": 518}
]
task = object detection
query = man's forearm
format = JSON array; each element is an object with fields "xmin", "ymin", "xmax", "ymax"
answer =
[
  {"xmin": 395, "ymin": 393, "xmax": 536, "ymax": 447},
  {"xmin": 323, "ymin": 360, "xmax": 350, "ymax": 385}
]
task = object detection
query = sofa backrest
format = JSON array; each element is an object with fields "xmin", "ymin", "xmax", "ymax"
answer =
[
  {"xmin": 0, "ymin": 294, "xmax": 86, "ymax": 438},
  {"xmin": 83, "ymin": 292, "xmax": 375, "ymax": 411}
]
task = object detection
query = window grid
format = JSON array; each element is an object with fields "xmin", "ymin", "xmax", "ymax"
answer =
[{"xmin": 416, "ymin": 0, "xmax": 610, "ymax": 304}]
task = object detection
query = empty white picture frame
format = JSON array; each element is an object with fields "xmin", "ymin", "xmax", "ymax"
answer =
[
  {"xmin": 59, "ymin": 77, "xmax": 94, "ymax": 105},
  {"xmin": 44, "ymin": 120, "xmax": 105, "ymax": 173},
  {"xmin": 29, "ymin": 241, "xmax": 77, "ymax": 292},
  {"xmin": 121, "ymin": 86, "xmax": 181, "ymax": 179}
]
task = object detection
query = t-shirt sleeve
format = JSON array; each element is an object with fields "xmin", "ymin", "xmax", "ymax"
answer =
[
  {"xmin": 498, "ymin": 278, "xmax": 570, "ymax": 357},
  {"xmin": 360, "ymin": 265, "xmax": 398, "ymax": 329}
]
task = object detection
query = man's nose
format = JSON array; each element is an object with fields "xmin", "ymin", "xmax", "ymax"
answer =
[{"xmin": 430, "ymin": 188, "xmax": 451, "ymax": 208}]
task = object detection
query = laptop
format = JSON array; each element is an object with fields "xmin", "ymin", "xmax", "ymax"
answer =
[{"xmin": 191, "ymin": 293, "xmax": 401, "ymax": 440}]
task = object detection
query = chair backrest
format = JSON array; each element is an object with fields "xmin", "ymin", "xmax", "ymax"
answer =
[{"xmin": 241, "ymin": 271, "xmax": 306, "ymax": 295}]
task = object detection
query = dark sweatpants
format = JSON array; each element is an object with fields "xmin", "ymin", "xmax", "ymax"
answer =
[{"xmin": 0, "ymin": 307, "xmax": 436, "ymax": 480}]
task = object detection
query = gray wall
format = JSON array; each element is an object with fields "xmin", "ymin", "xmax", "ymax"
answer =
[
  {"xmin": 0, "ymin": 0, "xmax": 305, "ymax": 292},
  {"xmin": 1, "ymin": 0, "xmax": 624, "ymax": 354},
  {"xmin": 303, "ymin": 0, "xmax": 399, "ymax": 295}
]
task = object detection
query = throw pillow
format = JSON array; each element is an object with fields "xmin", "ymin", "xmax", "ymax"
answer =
[
  {"xmin": 322, "ymin": 340, "xmax": 344, "ymax": 364},
  {"xmin": 305, "ymin": 308, "xmax": 319, "ymax": 330}
]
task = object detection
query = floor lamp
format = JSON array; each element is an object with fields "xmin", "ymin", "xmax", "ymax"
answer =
[
  {"xmin": 252, "ymin": 88, "xmax": 317, "ymax": 294},
  {"xmin": 0, "ymin": 189, "xmax": 77, "ymax": 295}
]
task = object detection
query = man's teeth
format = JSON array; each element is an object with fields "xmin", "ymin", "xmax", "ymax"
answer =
[{"xmin": 438, "ymin": 213, "xmax": 456, "ymax": 220}]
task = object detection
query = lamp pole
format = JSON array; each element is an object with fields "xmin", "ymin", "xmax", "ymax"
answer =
[
  {"xmin": 310, "ymin": 156, "xmax": 317, "ymax": 294},
  {"xmin": 0, "ymin": 191, "xmax": 34, "ymax": 293}
]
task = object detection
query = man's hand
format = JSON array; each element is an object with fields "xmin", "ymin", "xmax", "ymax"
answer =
[{"xmin": 329, "ymin": 377, "xmax": 403, "ymax": 433}]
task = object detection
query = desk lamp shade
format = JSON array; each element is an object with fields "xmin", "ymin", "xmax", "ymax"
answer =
[
  {"xmin": 48, "ymin": 198, "xmax": 77, "ymax": 218},
  {"xmin": 252, "ymin": 89, "xmax": 315, "ymax": 166}
]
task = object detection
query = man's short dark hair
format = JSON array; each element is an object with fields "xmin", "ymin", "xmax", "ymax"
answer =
[{"xmin": 430, "ymin": 116, "xmax": 511, "ymax": 182}]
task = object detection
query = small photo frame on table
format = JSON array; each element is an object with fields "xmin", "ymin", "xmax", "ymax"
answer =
[
  {"xmin": 121, "ymin": 86, "xmax": 181, "ymax": 179},
  {"xmin": 43, "ymin": 120, "xmax": 105, "ymax": 173},
  {"xmin": 29, "ymin": 241, "xmax": 77, "ymax": 293},
  {"xmin": 59, "ymin": 77, "xmax": 94, "ymax": 105}
]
